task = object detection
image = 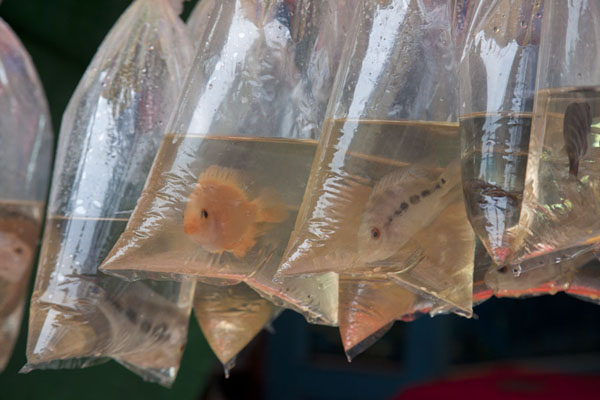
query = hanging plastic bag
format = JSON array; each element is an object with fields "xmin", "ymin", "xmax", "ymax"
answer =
[
  {"xmin": 187, "ymin": 0, "xmax": 281, "ymax": 372},
  {"xmin": 101, "ymin": 0, "xmax": 351, "ymax": 326},
  {"xmin": 0, "ymin": 18, "xmax": 53, "ymax": 372},
  {"xmin": 508, "ymin": 1, "xmax": 600, "ymax": 270},
  {"xmin": 458, "ymin": 0, "xmax": 543, "ymax": 266},
  {"xmin": 278, "ymin": 0, "xmax": 473, "ymax": 325},
  {"xmin": 193, "ymin": 282, "xmax": 279, "ymax": 374},
  {"xmin": 24, "ymin": 0, "xmax": 194, "ymax": 386}
]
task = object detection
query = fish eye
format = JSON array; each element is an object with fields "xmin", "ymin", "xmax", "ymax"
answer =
[
  {"xmin": 201, "ymin": 209, "xmax": 208, "ymax": 219},
  {"xmin": 371, "ymin": 227, "xmax": 381, "ymax": 240},
  {"xmin": 13, "ymin": 247, "xmax": 23, "ymax": 255}
]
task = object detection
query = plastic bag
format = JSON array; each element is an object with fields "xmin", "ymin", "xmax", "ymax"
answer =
[
  {"xmin": 187, "ymin": 0, "xmax": 282, "ymax": 371},
  {"xmin": 24, "ymin": 0, "xmax": 194, "ymax": 386},
  {"xmin": 279, "ymin": 0, "xmax": 473, "ymax": 319},
  {"xmin": 193, "ymin": 282, "xmax": 279, "ymax": 374},
  {"xmin": 0, "ymin": 18, "xmax": 53, "ymax": 372},
  {"xmin": 101, "ymin": 0, "xmax": 351, "ymax": 326},
  {"xmin": 458, "ymin": 0, "xmax": 543, "ymax": 265},
  {"xmin": 509, "ymin": 1, "xmax": 600, "ymax": 269}
]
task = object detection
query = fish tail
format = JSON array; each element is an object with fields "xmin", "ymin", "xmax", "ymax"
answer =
[
  {"xmin": 569, "ymin": 157, "xmax": 580, "ymax": 178},
  {"xmin": 254, "ymin": 188, "xmax": 288, "ymax": 223}
]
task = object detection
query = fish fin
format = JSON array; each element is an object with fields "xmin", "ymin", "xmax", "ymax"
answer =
[
  {"xmin": 198, "ymin": 165, "xmax": 248, "ymax": 189},
  {"xmin": 371, "ymin": 166, "xmax": 432, "ymax": 198},
  {"xmin": 254, "ymin": 188, "xmax": 288, "ymax": 223},
  {"xmin": 231, "ymin": 228, "xmax": 257, "ymax": 259},
  {"xmin": 569, "ymin": 157, "xmax": 580, "ymax": 178},
  {"xmin": 563, "ymin": 102, "xmax": 591, "ymax": 178}
]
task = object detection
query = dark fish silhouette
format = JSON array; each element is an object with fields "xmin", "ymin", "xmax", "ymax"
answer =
[{"xmin": 563, "ymin": 102, "xmax": 592, "ymax": 178}]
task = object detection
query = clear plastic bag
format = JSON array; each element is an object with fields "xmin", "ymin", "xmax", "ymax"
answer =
[
  {"xmin": 509, "ymin": 1, "xmax": 600, "ymax": 270},
  {"xmin": 188, "ymin": 0, "xmax": 283, "ymax": 371},
  {"xmin": 458, "ymin": 0, "xmax": 543, "ymax": 265},
  {"xmin": 0, "ymin": 18, "xmax": 53, "ymax": 372},
  {"xmin": 278, "ymin": 0, "xmax": 473, "ymax": 323},
  {"xmin": 193, "ymin": 282, "xmax": 279, "ymax": 375},
  {"xmin": 101, "ymin": 0, "xmax": 351, "ymax": 326},
  {"xmin": 24, "ymin": 0, "xmax": 194, "ymax": 386}
]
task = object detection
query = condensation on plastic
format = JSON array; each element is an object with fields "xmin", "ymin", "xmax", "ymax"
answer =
[
  {"xmin": 458, "ymin": 0, "xmax": 543, "ymax": 265},
  {"xmin": 0, "ymin": 18, "xmax": 53, "ymax": 372},
  {"xmin": 278, "ymin": 0, "xmax": 473, "ymax": 327},
  {"xmin": 100, "ymin": 0, "xmax": 352, "ymax": 326},
  {"xmin": 23, "ymin": 0, "xmax": 194, "ymax": 386},
  {"xmin": 509, "ymin": 2, "xmax": 600, "ymax": 274},
  {"xmin": 193, "ymin": 282, "xmax": 280, "ymax": 375}
]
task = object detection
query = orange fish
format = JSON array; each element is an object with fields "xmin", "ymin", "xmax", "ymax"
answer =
[{"xmin": 183, "ymin": 165, "xmax": 288, "ymax": 258}]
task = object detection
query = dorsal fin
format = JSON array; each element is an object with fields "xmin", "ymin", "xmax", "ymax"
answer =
[
  {"xmin": 371, "ymin": 166, "xmax": 433, "ymax": 198},
  {"xmin": 197, "ymin": 165, "xmax": 248, "ymax": 191}
]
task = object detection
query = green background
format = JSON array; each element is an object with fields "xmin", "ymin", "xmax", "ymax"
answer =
[{"xmin": 0, "ymin": 1, "xmax": 216, "ymax": 399}]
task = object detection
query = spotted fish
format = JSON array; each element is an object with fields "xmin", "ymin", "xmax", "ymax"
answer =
[
  {"xmin": 563, "ymin": 101, "xmax": 592, "ymax": 178},
  {"xmin": 357, "ymin": 161, "xmax": 462, "ymax": 263}
]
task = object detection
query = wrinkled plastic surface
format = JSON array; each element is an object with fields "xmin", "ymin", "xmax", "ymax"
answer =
[
  {"xmin": 458, "ymin": 0, "xmax": 543, "ymax": 265},
  {"xmin": 338, "ymin": 275, "xmax": 417, "ymax": 360},
  {"xmin": 510, "ymin": 1, "xmax": 600, "ymax": 271},
  {"xmin": 101, "ymin": 0, "xmax": 351, "ymax": 326},
  {"xmin": 0, "ymin": 18, "xmax": 53, "ymax": 372},
  {"xmin": 279, "ymin": 0, "xmax": 472, "ymax": 323},
  {"xmin": 24, "ymin": 0, "xmax": 194, "ymax": 386}
]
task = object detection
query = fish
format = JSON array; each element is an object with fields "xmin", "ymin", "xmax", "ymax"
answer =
[
  {"xmin": 0, "ymin": 216, "xmax": 38, "ymax": 319},
  {"xmin": 183, "ymin": 165, "xmax": 288, "ymax": 259},
  {"xmin": 484, "ymin": 248, "xmax": 593, "ymax": 297},
  {"xmin": 0, "ymin": 231, "xmax": 32, "ymax": 284},
  {"xmin": 563, "ymin": 101, "xmax": 592, "ymax": 178},
  {"xmin": 357, "ymin": 161, "xmax": 462, "ymax": 263}
]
